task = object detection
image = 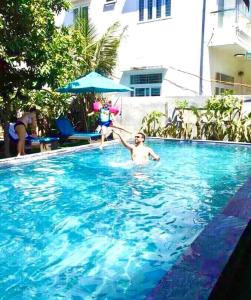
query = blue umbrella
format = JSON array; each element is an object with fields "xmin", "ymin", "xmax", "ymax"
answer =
[{"xmin": 57, "ymin": 71, "xmax": 132, "ymax": 93}]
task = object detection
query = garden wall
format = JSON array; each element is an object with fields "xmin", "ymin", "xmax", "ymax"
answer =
[{"xmin": 116, "ymin": 95, "xmax": 251, "ymax": 133}]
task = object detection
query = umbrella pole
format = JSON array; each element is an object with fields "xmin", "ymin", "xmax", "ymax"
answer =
[
  {"xmin": 83, "ymin": 95, "xmax": 89, "ymax": 132},
  {"xmin": 84, "ymin": 92, "xmax": 95, "ymax": 132}
]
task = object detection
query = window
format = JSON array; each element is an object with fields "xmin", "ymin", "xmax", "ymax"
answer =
[
  {"xmin": 130, "ymin": 73, "xmax": 162, "ymax": 84},
  {"xmin": 139, "ymin": 0, "xmax": 171, "ymax": 21},
  {"xmin": 151, "ymin": 87, "xmax": 161, "ymax": 96},
  {"xmin": 135, "ymin": 88, "xmax": 146, "ymax": 97},
  {"xmin": 216, "ymin": 72, "xmax": 234, "ymax": 84},
  {"xmin": 73, "ymin": 8, "xmax": 78, "ymax": 21},
  {"xmin": 139, "ymin": 0, "xmax": 144, "ymax": 21},
  {"xmin": 156, "ymin": 0, "xmax": 162, "ymax": 18},
  {"xmin": 73, "ymin": 5, "xmax": 88, "ymax": 23},
  {"xmin": 130, "ymin": 73, "xmax": 162, "ymax": 97},
  {"xmin": 132, "ymin": 87, "xmax": 160, "ymax": 97},
  {"xmin": 148, "ymin": 0, "xmax": 153, "ymax": 20},
  {"xmin": 165, "ymin": 0, "xmax": 171, "ymax": 17},
  {"xmin": 215, "ymin": 72, "xmax": 234, "ymax": 95},
  {"xmin": 81, "ymin": 6, "xmax": 88, "ymax": 20}
]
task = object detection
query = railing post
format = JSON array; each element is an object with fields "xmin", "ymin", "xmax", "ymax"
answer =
[
  {"xmin": 199, "ymin": 0, "xmax": 207, "ymax": 96},
  {"xmin": 235, "ymin": 0, "xmax": 239, "ymax": 24}
]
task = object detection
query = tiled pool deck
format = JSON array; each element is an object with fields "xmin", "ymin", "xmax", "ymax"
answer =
[{"xmin": 1, "ymin": 138, "xmax": 251, "ymax": 299}]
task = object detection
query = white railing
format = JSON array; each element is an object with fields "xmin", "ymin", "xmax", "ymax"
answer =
[{"xmin": 210, "ymin": 4, "xmax": 251, "ymax": 48}]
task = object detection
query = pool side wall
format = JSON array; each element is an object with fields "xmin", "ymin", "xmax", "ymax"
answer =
[{"xmin": 0, "ymin": 141, "xmax": 118, "ymax": 167}]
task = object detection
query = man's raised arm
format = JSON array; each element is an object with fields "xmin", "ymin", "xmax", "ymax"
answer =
[{"xmin": 112, "ymin": 130, "xmax": 134, "ymax": 151}]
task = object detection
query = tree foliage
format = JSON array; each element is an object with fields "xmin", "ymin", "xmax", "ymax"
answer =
[
  {"xmin": 0, "ymin": 0, "xmax": 70, "ymax": 100},
  {"xmin": 34, "ymin": 18, "xmax": 126, "ymax": 132},
  {"xmin": 43, "ymin": 19, "xmax": 126, "ymax": 89},
  {"xmin": 0, "ymin": 1, "xmax": 125, "ymax": 156}
]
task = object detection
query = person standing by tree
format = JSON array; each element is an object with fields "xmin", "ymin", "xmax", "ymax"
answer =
[
  {"xmin": 14, "ymin": 107, "xmax": 38, "ymax": 156},
  {"xmin": 0, "ymin": 0, "xmax": 69, "ymax": 157}
]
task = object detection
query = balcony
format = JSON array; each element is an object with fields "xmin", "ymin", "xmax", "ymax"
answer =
[{"xmin": 209, "ymin": 0, "xmax": 251, "ymax": 51}]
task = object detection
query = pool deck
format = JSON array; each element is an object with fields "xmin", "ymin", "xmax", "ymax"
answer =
[{"xmin": 1, "ymin": 138, "xmax": 251, "ymax": 299}]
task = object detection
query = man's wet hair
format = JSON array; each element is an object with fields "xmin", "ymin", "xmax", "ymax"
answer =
[{"xmin": 138, "ymin": 132, "xmax": 145, "ymax": 142}]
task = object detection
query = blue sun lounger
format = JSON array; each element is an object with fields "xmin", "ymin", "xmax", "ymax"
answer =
[
  {"xmin": 9, "ymin": 123, "xmax": 59, "ymax": 151},
  {"xmin": 55, "ymin": 117, "xmax": 101, "ymax": 143}
]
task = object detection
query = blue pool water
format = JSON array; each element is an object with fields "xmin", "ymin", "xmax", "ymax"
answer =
[{"xmin": 1, "ymin": 140, "xmax": 251, "ymax": 299}]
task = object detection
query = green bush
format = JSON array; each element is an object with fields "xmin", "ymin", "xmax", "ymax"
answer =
[{"xmin": 140, "ymin": 93, "xmax": 251, "ymax": 142}]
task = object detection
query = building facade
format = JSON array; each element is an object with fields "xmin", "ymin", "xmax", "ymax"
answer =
[{"xmin": 57, "ymin": 0, "xmax": 251, "ymax": 97}]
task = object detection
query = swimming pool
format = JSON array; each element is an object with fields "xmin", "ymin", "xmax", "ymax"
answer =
[{"xmin": 1, "ymin": 140, "xmax": 251, "ymax": 299}]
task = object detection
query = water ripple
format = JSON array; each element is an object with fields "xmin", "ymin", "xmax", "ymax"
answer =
[{"xmin": 0, "ymin": 142, "xmax": 251, "ymax": 298}]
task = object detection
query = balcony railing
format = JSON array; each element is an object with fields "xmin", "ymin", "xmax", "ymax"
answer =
[
  {"xmin": 211, "ymin": 0, "xmax": 251, "ymax": 29},
  {"xmin": 210, "ymin": 0, "xmax": 251, "ymax": 47}
]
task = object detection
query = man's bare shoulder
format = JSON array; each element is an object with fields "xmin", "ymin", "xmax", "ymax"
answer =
[{"xmin": 145, "ymin": 145, "xmax": 153, "ymax": 152}]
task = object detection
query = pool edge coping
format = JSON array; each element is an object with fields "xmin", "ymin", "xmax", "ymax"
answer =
[
  {"xmin": 0, "ymin": 140, "xmax": 118, "ymax": 167},
  {"xmin": 150, "ymin": 137, "xmax": 251, "ymax": 147}
]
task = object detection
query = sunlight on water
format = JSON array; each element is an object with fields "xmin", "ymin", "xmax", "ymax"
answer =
[{"xmin": 0, "ymin": 141, "xmax": 251, "ymax": 299}]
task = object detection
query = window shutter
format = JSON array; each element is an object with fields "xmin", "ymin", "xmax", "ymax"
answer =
[
  {"xmin": 73, "ymin": 8, "xmax": 79, "ymax": 21},
  {"xmin": 156, "ymin": 0, "xmax": 162, "ymax": 18},
  {"xmin": 139, "ymin": 0, "xmax": 144, "ymax": 21},
  {"xmin": 81, "ymin": 6, "xmax": 88, "ymax": 21},
  {"xmin": 148, "ymin": 0, "xmax": 153, "ymax": 20},
  {"xmin": 165, "ymin": 0, "xmax": 171, "ymax": 17}
]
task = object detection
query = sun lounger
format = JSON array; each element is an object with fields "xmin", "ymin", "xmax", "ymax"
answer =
[{"xmin": 55, "ymin": 117, "xmax": 101, "ymax": 143}]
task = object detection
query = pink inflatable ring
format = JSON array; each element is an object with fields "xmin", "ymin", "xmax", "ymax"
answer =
[
  {"xmin": 93, "ymin": 101, "xmax": 119, "ymax": 115},
  {"xmin": 93, "ymin": 101, "xmax": 102, "ymax": 112},
  {"xmin": 109, "ymin": 106, "xmax": 119, "ymax": 115}
]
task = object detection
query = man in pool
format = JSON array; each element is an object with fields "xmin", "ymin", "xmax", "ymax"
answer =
[{"xmin": 112, "ymin": 130, "xmax": 160, "ymax": 164}]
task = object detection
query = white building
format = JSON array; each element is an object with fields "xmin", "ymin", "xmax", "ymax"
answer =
[
  {"xmin": 56, "ymin": 1, "xmax": 251, "ymax": 130},
  {"xmin": 57, "ymin": 0, "xmax": 251, "ymax": 98}
]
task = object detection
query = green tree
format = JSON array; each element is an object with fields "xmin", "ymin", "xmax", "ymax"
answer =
[
  {"xmin": 43, "ymin": 19, "xmax": 125, "ymax": 89},
  {"xmin": 39, "ymin": 18, "xmax": 126, "ymax": 131},
  {"xmin": 0, "ymin": 0, "xmax": 70, "ymax": 156},
  {"xmin": 0, "ymin": 2, "xmax": 125, "ymax": 157}
]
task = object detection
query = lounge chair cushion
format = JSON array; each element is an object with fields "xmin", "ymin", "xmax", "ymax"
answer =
[
  {"xmin": 55, "ymin": 118, "xmax": 101, "ymax": 140},
  {"xmin": 55, "ymin": 118, "xmax": 75, "ymax": 136}
]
